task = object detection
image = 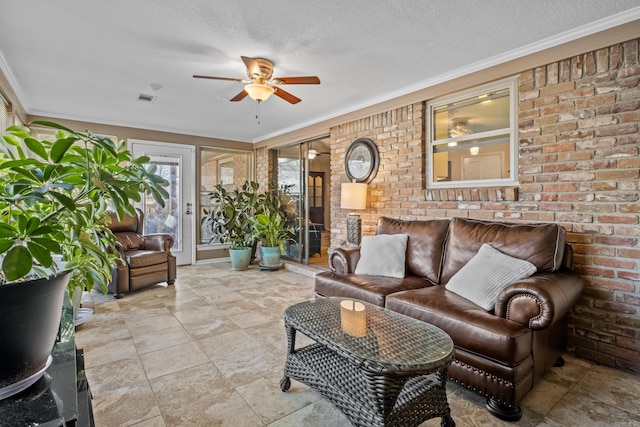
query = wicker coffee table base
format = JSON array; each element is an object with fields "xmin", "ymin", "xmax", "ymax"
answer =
[{"xmin": 281, "ymin": 341, "xmax": 455, "ymax": 427}]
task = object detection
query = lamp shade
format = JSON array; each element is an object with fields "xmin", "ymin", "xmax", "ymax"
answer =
[
  {"xmin": 341, "ymin": 182, "xmax": 367, "ymax": 210},
  {"xmin": 244, "ymin": 83, "xmax": 275, "ymax": 101}
]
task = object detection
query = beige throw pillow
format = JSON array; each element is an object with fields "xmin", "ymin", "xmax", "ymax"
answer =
[
  {"xmin": 354, "ymin": 234, "xmax": 408, "ymax": 278},
  {"xmin": 445, "ymin": 243, "xmax": 537, "ymax": 311}
]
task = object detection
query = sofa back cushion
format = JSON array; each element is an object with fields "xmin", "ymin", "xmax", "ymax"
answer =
[
  {"xmin": 440, "ymin": 217, "xmax": 566, "ymax": 285},
  {"xmin": 376, "ymin": 217, "xmax": 450, "ymax": 283}
]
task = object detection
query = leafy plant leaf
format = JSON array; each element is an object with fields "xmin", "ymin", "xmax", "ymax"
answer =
[
  {"xmin": 27, "ymin": 240, "xmax": 54, "ymax": 268},
  {"xmin": 50, "ymin": 137, "xmax": 77, "ymax": 162},
  {"xmin": 24, "ymin": 137, "xmax": 49, "ymax": 159},
  {"xmin": 2, "ymin": 246, "xmax": 33, "ymax": 281},
  {"xmin": 30, "ymin": 237, "xmax": 61, "ymax": 252},
  {"xmin": 49, "ymin": 191, "xmax": 76, "ymax": 210},
  {"xmin": 0, "ymin": 223, "xmax": 17, "ymax": 237}
]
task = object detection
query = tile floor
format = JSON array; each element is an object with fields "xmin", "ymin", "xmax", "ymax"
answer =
[{"xmin": 76, "ymin": 263, "xmax": 640, "ymax": 427}]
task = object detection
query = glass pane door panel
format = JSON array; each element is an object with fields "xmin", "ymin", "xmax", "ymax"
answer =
[
  {"xmin": 199, "ymin": 148, "xmax": 253, "ymax": 244},
  {"xmin": 144, "ymin": 157, "xmax": 181, "ymax": 252},
  {"xmin": 277, "ymin": 145, "xmax": 304, "ymax": 263}
]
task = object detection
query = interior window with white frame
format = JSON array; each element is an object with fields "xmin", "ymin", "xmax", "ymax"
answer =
[{"xmin": 427, "ymin": 76, "xmax": 518, "ymax": 188}]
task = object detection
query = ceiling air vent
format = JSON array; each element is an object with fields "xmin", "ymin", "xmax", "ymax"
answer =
[{"xmin": 137, "ymin": 93, "xmax": 157, "ymax": 103}]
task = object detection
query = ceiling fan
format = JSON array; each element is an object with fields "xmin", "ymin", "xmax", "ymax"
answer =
[
  {"xmin": 193, "ymin": 56, "xmax": 320, "ymax": 104},
  {"xmin": 308, "ymin": 141, "xmax": 330, "ymax": 159}
]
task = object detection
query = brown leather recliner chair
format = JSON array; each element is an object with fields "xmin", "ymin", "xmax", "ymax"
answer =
[{"xmin": 107, "ymin": 208, "xmax": 176, "ymax": 298}]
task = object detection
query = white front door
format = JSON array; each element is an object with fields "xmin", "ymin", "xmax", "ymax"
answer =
[{"xmin": 130, "ymin": 140, "xmax": 195, "ymax": 266}]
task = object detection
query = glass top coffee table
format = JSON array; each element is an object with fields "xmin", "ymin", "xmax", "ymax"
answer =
[{"xmin": 280, "ymin": 297, "xmax": 455, "ymax": 427}]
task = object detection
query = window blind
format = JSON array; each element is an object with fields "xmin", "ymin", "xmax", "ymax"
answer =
[{"xmin": 0, "ymin": 92, "xmax": 9, "ymax": 132}]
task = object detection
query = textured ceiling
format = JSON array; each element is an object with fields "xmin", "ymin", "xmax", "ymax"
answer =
[{"xmin": 1, "ymin": 1, "xmax": 639, "ymax": 143}]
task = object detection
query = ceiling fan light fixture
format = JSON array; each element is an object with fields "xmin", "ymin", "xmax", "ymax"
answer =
[
  {"xmin": 308, "ymin": 148, "xmax": 317, "ymax": 159},
  {"xmin": 245, "ymin": 83, "xmax": 275, "ymax": 102}
]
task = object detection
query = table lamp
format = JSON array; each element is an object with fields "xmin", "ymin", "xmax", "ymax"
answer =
[{"xmin": 341, "ymin": 182, "xmax": 367, "ymax": 246}]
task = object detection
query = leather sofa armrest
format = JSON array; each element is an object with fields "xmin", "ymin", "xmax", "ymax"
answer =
[
  {"xmin": 143, "ymin": 234, "xmax": 175, "ymax": 252},
  {"xmin": 495, "ymin": 270, "xmax": 584, "ymax": 330},
  {"xmin": 328, "ymin": 247, "xmax": 361, "ymax": 274}
]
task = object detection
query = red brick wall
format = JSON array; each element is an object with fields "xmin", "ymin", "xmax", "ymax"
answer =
[
  {"xmin": 329, "ymin": 105, "xmax": 425, "ymax": 244},
  {"xmin": 325, "ymin": 38, "xmax": 639, "ymax": 373},
  {"xmin": 520, "ymin": 39, "xmax": 639, "ymax": 373},
  {"xmin": 254, "ymin": 146, "xmax": 272, "ymax": 188}
]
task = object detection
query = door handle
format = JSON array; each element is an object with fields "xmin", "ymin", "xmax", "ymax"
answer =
[{"xmin": 186, "ymin": 202, "xmax": 192, "ymax": 215}]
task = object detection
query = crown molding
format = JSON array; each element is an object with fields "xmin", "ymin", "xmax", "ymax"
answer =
[{"xmin": 255, "ymin": 9, "xmax": 640, "ymax": 146}]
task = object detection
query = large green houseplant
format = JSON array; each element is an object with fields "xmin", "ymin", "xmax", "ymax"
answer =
[
  {"xmin": 254, "ymin": 182, "xmax": 295, "ymax": 267},
  {"xmin": 202, "ymin": 180, "xmax": 296, "ymax": 270},
  {"xmin": 254, "ymin": 208, "xmax": 293, "ymax": 267},
  {"xmin": 202, "ymin": 181, "xmax": 260, "ymax": 270},
  {"xmin": 0, "ymin": 121, "xmax": 168, "ymax": 396}
]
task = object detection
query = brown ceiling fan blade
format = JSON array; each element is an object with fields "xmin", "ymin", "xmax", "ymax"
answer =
[
  {"xmin": 229, "ymin": 90, "xmax": 248, "ymax": 102},
  {"xmin": 272, "ymin": 76, "xmax": 320, "ymax": 85},
  {"xmin": 193, "ymin": 75, "xmax": 244, "ymax": 82},
  {"xmin": 241, "ymin": 56, "xmax": 261, "ymax": 78},
  {"xmin": 273, "ymin": 87, "xmax": 301, "ymax": 104}
]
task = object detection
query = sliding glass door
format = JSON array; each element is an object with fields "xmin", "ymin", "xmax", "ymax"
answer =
[
  {"xmin": 274, "ymin": 136, "xmax": 330, "ymax": 266},
  {"xmin": 275, "ymin": 144, "xmax": 306, "ymax": 263}
]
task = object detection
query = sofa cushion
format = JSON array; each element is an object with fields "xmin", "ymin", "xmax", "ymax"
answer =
[
  {"xmin": 315, "ymin": 271, "xmax": 432, "ymax": 306},
  {"xmin": 386, "ymin": 286, "xmax": 532, "ymax": 366},
  {"xmin": 355, "ymin": 234, "xmax": 408, "ymax": 278},
  {"xmin": 445, "ymin": 244, "xmax": 537, "ymax": 311},
  {"xmin": 376, "ymin": 217, "xmax": 450, "ymax": 282},
  {"xmin": 440, "ymin": 217, "xmax": 565, "ymax": 284}
]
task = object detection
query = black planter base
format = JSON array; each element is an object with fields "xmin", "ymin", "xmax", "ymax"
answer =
[
  {"xmin": 0, "ymin": 273, "xmax": 70, "ymax": 398},
  {"xmin": 486, "ymin": 398, "xmax": 523, "ymax": 421},
  {"xmin": 0, "ymin": 355, "xmax": 52, "ymax": 400}
]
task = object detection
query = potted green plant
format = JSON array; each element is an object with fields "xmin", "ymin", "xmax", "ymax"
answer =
[
  {"xmin": 254, "ymin": 208, "xmax": 294, "ymax": 267},
  {"xmin": 0, "ymin": 121, "xmax": 168, "ymax": 398},
  {"xmin": 202, "ymin": 181, "xmax": 260, "ymax": 270},
  {"xmin": 256, "ymin": 182, "xmax": 298, "ymax": 260}
]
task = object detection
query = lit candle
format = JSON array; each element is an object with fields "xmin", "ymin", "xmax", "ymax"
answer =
[{"xmin": 340, "ymin": 300, "xmax": 367, "ymax": 337}]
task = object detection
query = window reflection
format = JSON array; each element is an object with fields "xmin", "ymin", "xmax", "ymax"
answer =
[{"xmin": 428, "ymin": 78, "xmax": 516, "ymax": 186}]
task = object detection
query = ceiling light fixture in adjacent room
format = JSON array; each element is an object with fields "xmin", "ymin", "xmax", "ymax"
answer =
[{"xmin": 449, "ymin": 118, "xmax": 471, "ymax": 137}]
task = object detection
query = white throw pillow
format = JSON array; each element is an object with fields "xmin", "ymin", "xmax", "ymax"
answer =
[
  {"xmin": 445, "ymin": 243, "xmax": 537, "ymax": 311},
  {"xmin": 355, "ymin": 234, "xmax": 408, "ymax": 278}
]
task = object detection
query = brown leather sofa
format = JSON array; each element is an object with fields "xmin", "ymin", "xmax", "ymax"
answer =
[
  {"xmin": 315, "ymin": 217, "xmax": 584, "ymax": 421},
  {"xmin": 107, "ymin": 209, "xmax": 176, "ymax": 298}
]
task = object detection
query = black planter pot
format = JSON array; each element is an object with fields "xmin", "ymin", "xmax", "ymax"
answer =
[{"xmin": 0, "ymin": 272, "xmax": 70, "ymax": 398}]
